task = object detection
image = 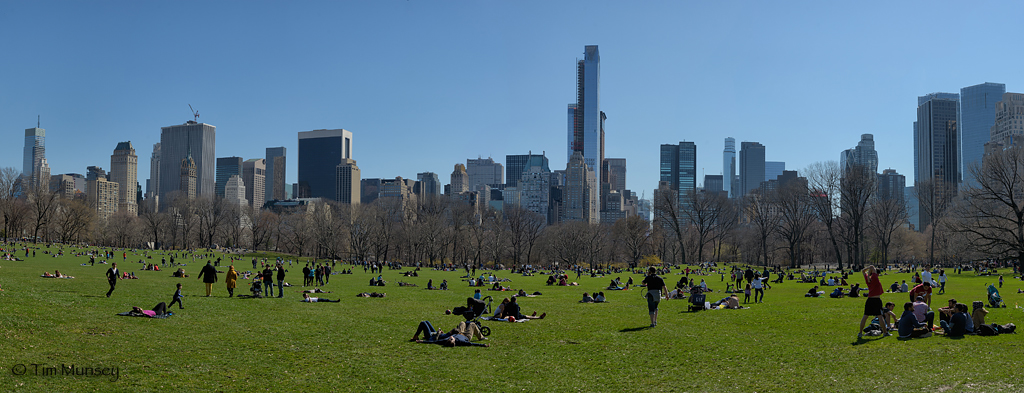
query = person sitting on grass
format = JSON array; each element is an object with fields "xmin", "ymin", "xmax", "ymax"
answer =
[
  {"xmin": 806, "ymin": 286, "xmax": 821, "ymax": 297},
  {"xmin": 972, "ymin": 301, "xmax": 989, "ymax": 328},
  {"xmin": 889, "ymin": 281, "xmax": 900, "ymax": 293},
  {"xmin": 939, "ymin": 303, "xmax": 970, "ymax": 337},
  {"xmin": 410, "ymin": 320, "xmax": 489, "ymax": 347},
  {"xmin": 501, "ymin": 296, "xmax": 545, "ymax": 320},
  {"xmin": 898, "ymin": 301, "xmax": 932, "ymax": 339},
  {"xmin": 580, "ymin": 292, "xmax": 594, "ymax": 303},
  {"xmin": 439, "ymin": 280, "xmax": 448, "ymax": 290},
  {"xmin": 302, "ymin": 293, "xmax": 339, "ymax": 302},
  {"xmin": 880, "ymin": 302, "xmax": 898, "ymax": 331},
  {"xmin": 829, "ymin": 287, "xmax": 846, "ymax": 298}
]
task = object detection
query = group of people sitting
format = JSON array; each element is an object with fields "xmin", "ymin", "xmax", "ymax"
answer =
[
  {"xmin": 580, "ymin": 292, "xmax": 607, "ymax": 303},
  {"xmin": 368, "ymin": 276, "xmax": 386, "ymax": 286},
  {"xmin": 866, "ymin": 296, "xmax": 1014, "ymax": 339},
  {"xmin": 426, "ymin": 279, "xmax": 448, "ymax": 290},
  {"xmin": 827, "ymin": 283, "xmax": 862, "ymax": 298},
  {"xmin": 121, "ymin": 271, "xmax": 139, "ymax": 279},
  {"xmin": 172, "ymin": 268, "xmax": 188, "ymax": 278},
  {"xmin": 491, "ymin": 296, "xmax": 546, "ymax": 321},
  {"xmin": 606, "ymin": 277, "xmax": 633, "ymax": 290}
]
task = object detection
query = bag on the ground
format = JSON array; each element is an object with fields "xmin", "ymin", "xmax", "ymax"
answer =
[{"xmin": 978, "ymin": 324, "xmax": 999, "ymax": 336}]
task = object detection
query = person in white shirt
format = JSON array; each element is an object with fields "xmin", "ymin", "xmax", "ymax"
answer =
[
  {"xmin": 752, "ymin": 275, "xmax": 764, "ymax": 303},
  {"xmin": 937, "ymin": 269, "xmax": 947, "ymax": 294},
  {"xmin": 302, "ymin": 293, "xmax": 339, "ymax": 303}
]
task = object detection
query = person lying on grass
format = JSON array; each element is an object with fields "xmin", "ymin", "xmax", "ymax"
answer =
[
  {"xmin": 302, "ymin": 293, "xmax": 339, "ymax": 302},
  {"xmin": 580, "ymin": 292, "xmax": 594, "ymax": 303},
  {"xmin": 301, "ymin": 288, "xmax": 330, "ymax": 293},
  {"xmin": 594, "ymin": 292, "xmax": 607, "ymax": 302},
  {"xmin": 125, "ymin": 302, "xmax": 169, "ymax": 317},
  {"xmin": 710, "ymin": 295, "xmax": 741, "ymax": 309},
  {"xmin": 356, "ymin": 292, "xmax": 386, "ymax": 297},
  {"xmin": 410, "ymin": 320, "xmax": 489, "ymax": 347}
]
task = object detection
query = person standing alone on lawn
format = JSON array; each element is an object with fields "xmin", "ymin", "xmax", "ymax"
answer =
[
  {"xmin": 858, "ymin": 265, "xmax": 891, "ymax": 339},
  {"xmin": 276, "ymin": 264, "xmax": 286, "ymax": 298},
  {"xmin": 642, "ymin": 266, "xmax": 667, "ymax": 327},
  {"xmin": 198, "ymin": 261, "xmax": 218, "ymax": 297},
  {"xmin": 105, "ymin": 262, "xmax": 119, "ymax": 297}
]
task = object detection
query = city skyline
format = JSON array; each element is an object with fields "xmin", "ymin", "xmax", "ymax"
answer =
[{"xmin": 4, "ymin": 2, "xmax": 1024, "ymax": 198}]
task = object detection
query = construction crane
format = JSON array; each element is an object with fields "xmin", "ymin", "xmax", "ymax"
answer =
[{"xmin": 189, "ymin": 104, "xmax": 200, "ymax": 122}]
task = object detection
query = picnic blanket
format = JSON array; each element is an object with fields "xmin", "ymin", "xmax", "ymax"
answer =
[{"xmin": 117, "ymin": 312, "xmax": 172, "ymax": 319}]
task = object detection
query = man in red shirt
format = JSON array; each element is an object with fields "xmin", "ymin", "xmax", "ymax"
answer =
[
  {"xmin": 858, "ymin": 265, "xmax": 890, "ymax": 339},
  {"xmin": 908, "ymin": 281, "xmax": 933, "ymax": 307}
]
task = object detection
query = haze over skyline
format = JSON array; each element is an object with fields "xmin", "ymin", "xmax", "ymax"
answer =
[{"xmin": 4, "ymin": 1, "xmax": 1024, "ymax": 198}]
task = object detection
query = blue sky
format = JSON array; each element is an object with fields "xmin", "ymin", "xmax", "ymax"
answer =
[{"xmin": 3, "ymin": 1, "xmax": 1024, "ymax": 197}]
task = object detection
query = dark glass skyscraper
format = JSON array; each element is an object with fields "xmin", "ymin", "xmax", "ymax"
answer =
[
  {"xmin": 298, "ymin": 129, "xmax": 352, "ymax": 200},
  {"xmin": 915, "ymin": 92, "xmax": 960, "ymax": 230},
  {"xmin": 265, "ymin": 147, "xmax": 287, "ymax": 202},
  {"xmin": 159, "ymin": 121, "xmax": 216, "ymax": 206},
  {"xmin": 960, "ymin": 82, "xmax": 1004, "ymax": 188},
  {"xmin": 215, "ymin": 157, "xmax": 243, "ymax": 198},
  {"xmin": 659, "ymin": 142, "xmax": 696, "ymax": 206},
  {"xmin": 505, "ymin": 153, "xmax": 549, "ymax": 187},
  {"xmin": 739, "ymin": 142, "xmax": 765, "ymax": 197}
]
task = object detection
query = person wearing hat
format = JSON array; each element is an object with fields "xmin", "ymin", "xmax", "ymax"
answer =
[{"xmin": 911, "ymin": 296, "xmax": 935, "ymax": 330}]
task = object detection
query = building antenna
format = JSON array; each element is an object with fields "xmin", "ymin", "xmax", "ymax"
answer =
[
  {"xmin": 37, "ymin": 115, "xmax": 40, "ymax": 128},
  {"xmin": 188, "ymin": 104, "xmax": 199, "ymax": 122}
]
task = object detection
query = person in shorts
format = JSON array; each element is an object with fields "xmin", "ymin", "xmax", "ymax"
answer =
[
  {"xmin": 858, "ymin": 265, "xmax": 891, "ymax": 339},
  {"xmin": 641, "ymin": 267, "xmax": 668, "ymax": 327}
]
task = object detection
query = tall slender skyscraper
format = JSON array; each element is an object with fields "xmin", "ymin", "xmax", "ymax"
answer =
[
  {"xmin": 840, "ymin": 134, "xmax": 878, "ymax": 175},
  {"xmin": 723, "ymin": 137, "xmax": 736, "ymax": 198},
  {"xmin": 23, "ymin": 126, "xmax": 45, "ymax": 178},
  {"xmin": 297, "ymin": 129, "xmax": 352, "ymax": 200},
  {"xmin": 242, "ymin": 158, "xmax": 266, "ymax": 208},
  {"xmin": 336, "ymin": 158, "xmax": 360, "ymax": 204},
  {"xmin": 159, "ymin": 121, "xmax": 215, "ymax": 205},
  {"xmin": 739, "ymin": 142, "xmax": 765, "ymax": 197},
  {"xmin": 960, "ymin": 82, "xmax": 1004, "ymax": 188},
  {"xmin": 147, "ymin": 143, "xmax": 161, "ymax": 202},
  {"xmin": 265, "ymin": 147, "xmax": 287, "ymax": 202},
  {"xmin": 915, "ymin": 92, "xmax": 960, "ymax": 230},
  {"xmin": 110, "ymin": 141, "xmax": 138, "ymax": 216},
  {"xmin": 567, "ymin": 45, "xmax": 604, "ymax": 183}
]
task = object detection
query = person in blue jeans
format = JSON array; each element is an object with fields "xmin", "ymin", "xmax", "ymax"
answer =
[
  {"xmin": 262, "ymin": 267, "xmax": 274, "ymax": 298},
  {"xmin": 276, "ymin": 264, "xmax": 286, "ymax": 298},
  {"xmin": 410, "ymin": 320, "xmax": 488, "ymax": 347},
  {"xmin": 940, "ymin": 303, "xmax": 970, "ymax": 336}
]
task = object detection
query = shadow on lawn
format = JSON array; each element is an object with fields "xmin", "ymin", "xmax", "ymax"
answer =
[{"xmin": 620, "ymin": 326, "xmax": 652, "ymax": 332}]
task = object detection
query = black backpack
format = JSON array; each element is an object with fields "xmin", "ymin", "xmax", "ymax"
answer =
[{"xmin": 978, "ymin": 324, "xmax": 999, "ymax": 336}]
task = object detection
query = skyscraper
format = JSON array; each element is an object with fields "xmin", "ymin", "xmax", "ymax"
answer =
[
  {"xmin": 416, "ymin": 172, "xmax": 441, "ymax": 198},
  {"xmin": 450, "ymin": 163, "xmax": 469, "ymax": 195},
  {"xmin": 567, "ymin": 45, "xmax": 604, "ymax": 183},
  {"xmin": 265, "ymin": 147, "xmax": 287, "ymax": 202},
  {"xmin": 563, "ymin": 151, "xmax": 598, "ymax": 223},
  {"xmin": 840, "ymin": 134, "xmax": 878, "ymax": 175},
  {"xmin": 23, "ymin": 126, "xmax": 45, "ymax": 178},
  {"xmin": 179, "ymin": 154, "xmax": 197, "ymax": 201},
  {"xmin": 704, "ymin": 175, "xmax": 724, "ymax": 195},
  {"xmin": 659, "ymin": 142, "xmax": 696, "ymax": 207},
  {"xmin": 989, "ymin": 93, "xmax": 1024, "ymax": 148},
  {"xmin": 147, "ymin": 143, "xmax": 160, "ymax": 202},
  {"xmin": 110, "ymin": 141, "xmax": 138, "ymax": 216},
  {"xmin": 739, "ymin": 142, "xmax": 766, "ymax": 197},
  {"xmin": 297, "ymin": 129, "xmax": 352, "ymax": 200},
  {"xmin": 466, "ymin": 157, "xmax": 503, "ymax": 189},
  {"xmin": 915, "ymin": 92, "xmax": 960, "ymax": 230},
  {"xmin": 960, "ymin": 82, "xmax": 1005, "ymax": 188},
  {"xmin": 86, "ymin": 166, "xmax": 119, "ymax": 222},
  {"xmin": 723, "ymin": 137, "xmax": 736, "ymax": 198},
  {"xmin": 878, "ymin": 169, "xmax": 906, "ymax": 202},
  {"xmin": 159, "ymin": 121, "xmax": 216, "ymax": 205},
  {"xmin": 242, "ymin": 158, "xmax": 266, "ymax": 208},
  {"xmin": 224, "ymin": 175, "xmax": 247, "ymax": 209},
  {"xmin": 765, "ymin": 161, "xmax": 786, "ymax": 182},
  {"xmin": 505, "ymin": 153, "xmax": 548, "ymax": 187},
  {"xmin": 603, "ymin": 158, "xmax": 626, "ymax": 192},
  {"xmin": 336, "ymin": 158, "xmax": 360, "ymax": 204},
  {"xmin": 215, "ymin": 157, "xmax": 243, "ymax": 198}
]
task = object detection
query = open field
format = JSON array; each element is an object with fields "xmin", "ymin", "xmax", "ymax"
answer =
[{"xmin": 2, "ymin": 244, "xmax": 1024, "ymax": 392}]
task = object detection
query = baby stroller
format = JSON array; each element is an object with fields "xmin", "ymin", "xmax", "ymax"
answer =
[
  {"xmin": 988, "ymin": 284, "xmax": 1005, "ymax": 308},
  {"xmin": 250, "ymin": 279, "xmax": 263, "ymax": 298},
  {"xmin": 453, "ymin": 296, "xmax": 491, "ymax": 336},
  {"xmin": 688, "ymin": 286, "xmax": 707, "ymax": 312}
]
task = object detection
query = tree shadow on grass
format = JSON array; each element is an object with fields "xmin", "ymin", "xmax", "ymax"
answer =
[
  {"xmin": 620, "ymin": 326, "xmax": 652, "ymax": 332},
  {"xmin": 81, "ymin": 294, "xmax": 106, "ymax": 298}
]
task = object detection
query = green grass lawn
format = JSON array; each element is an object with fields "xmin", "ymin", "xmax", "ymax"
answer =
[{"xmin": 2, "ymin": 244, "xmax": 1023, "ymax": 392}]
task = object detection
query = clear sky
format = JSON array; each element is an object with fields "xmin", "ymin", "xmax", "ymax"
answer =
[{"xmin": 3, "ymin": 1, "xmax": 1024, "ymax": 198}]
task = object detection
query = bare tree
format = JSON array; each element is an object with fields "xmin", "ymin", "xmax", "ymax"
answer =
[
  {"xmin": 249, "ymin": 207, "xmax": 275, "ymax": 252},
  {"xmin": 138, "ymin": 199, "xmax": 167, "ymax": 248},
  {"xmin": 744, "ymin": 191, "xmax": 780, "ymax": 266},
  {"xmin": 27, "ymin": 182, "xmax": 60, "ymax": 242},
  {"xmin": 53, "ymin": 198, "xmax": 95, "ymax": 244},
  {"xmin": 344, "ymin": 204, "xmax": 373, "ymax": 261},
  {"xmin": 106, "ymin": 211, "xmax": 137, "ymax": 248},
  {"xmin": 683, "ymin": 190, "xmax": 729, "ymax": 263},
  {"xmin": 195, "ymin": 196, "xmax": 230, "ymax": 248},
  {"xmin": 839, "ymin": 164, "xmax": 876, "ymax": 269},
  {"xmin": 653, "ymin": 187, "xmax": 687, "ymax": 265},
  {"xmin": 776, "ymin": 181, "xmax": 815, "ymax": 268},
  {"xmin": 913, "ymin": 178, "xmax": 955, "ymax": 265},
  {"xmin": 866, "ymin": 196, "xmax": 909, "ymax": 266},
  {"xmin": 505, "ymin": 205, "xmax": 545, "ymax": 267},
  {"xmin": 805, "ymin": 161, "xmax": 845, "ymax": 269},
  {"xmin": 952, "ymin": 147, "xmax": 1024, "ymax": 266},
  {"xmin": 613, "ymin": 214, "xmax": 650, "ymax": 268},
  {"xmin": 0, "ymin": 167, "xmax": 21, "ymax": 238}
]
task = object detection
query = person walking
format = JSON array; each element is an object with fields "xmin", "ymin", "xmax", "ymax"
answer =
[
  {"xmin": 105, "ymin": 262, "xmax": 119, "ymax": 297},
  {"xmin": 752, "ymin": 274, "xmax": 764, "ymax": 303},
  {"xmin": 858, "ymin": 265, "xmax": 891, "ymax": 339},
  {"xmin": 641, "ymin": 266, "xmax": 668, "ymax": 327},
  {"xmin": 169, "ymin": 283, "xmax": 184, "ymax": 309},
  {"xmin": 225, "ymin": 265, "xmax": 238, "ymax": 297},
  {"xmin": 197, "ymin": 261, "xmax": 218, "ymax": 297},
  {"xmin": 276, "ymin": 264, "xmax": 285, "ymax": 298}
]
